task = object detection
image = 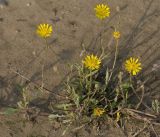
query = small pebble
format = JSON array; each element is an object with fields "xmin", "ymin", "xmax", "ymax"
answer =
[
  {"xmin": 116, "ymin": 6, "xmax": 120, "ymax": 12},
  {"xmin": 32, "ymin": 51, "xmax": 36, "ymax": 56},
  {"xmin": 26, "ymin": 2, "xmax": 31, "ymax": 7},
  {"xmin": 15, "ymin": 29, "xmax": 21, "ymax": 33},
  {"xmin": 53, "ymin": 66, "xmax": 58, "ymax": 72}
]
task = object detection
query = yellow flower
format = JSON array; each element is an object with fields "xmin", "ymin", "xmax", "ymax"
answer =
[
  {"xmin": 116, "ymin": 112, "xmax": 121, "ymax": 122},
  {"xmin": 125, "ymin": 57, "xmax": 142, "ymax": 76},
  {"xmin": 93, "ymin": 108, "xmax": 105, "ymax": 117},
  {"xmin": 94, "ymin": 4, "xmax": 110, "ymax": 20},
  {"xmin": 82, "ymin": 54, "xmax": 101, "ymax": 70},
  {"xmin": 36, "ymin": 23, "xmax": 52, "ymax": 38},
  {"xmin": 113, "ymin": 31, "xmax": 120, "ymax": 39}
]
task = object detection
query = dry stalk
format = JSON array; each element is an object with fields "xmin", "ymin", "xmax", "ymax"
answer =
[
  {"xmin": 132, "ymin": 123, "xmax": 149, "ymax": 137},
  {"xmin": 131, "ymin": 85, "xmax": 152, "ymax": 111},
  {"xmin": 136, "ymin": 84, "xmax": 145, "ymax": 109},
  {"xmin": 10, "ymin": 68, "xmax": 69, "ymax": 99},
  {"xmin": 123, "ymin": 108, "xmax": 160, "ymax": 126},
  {"xmin": 150, "ymin": 124, "xmax": 159, "ymax": 137}
]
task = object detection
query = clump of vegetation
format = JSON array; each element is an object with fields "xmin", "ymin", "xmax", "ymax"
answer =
[
  {"xmin": 49, "ymin": 40, "xmax": 143, "ymax": 132},
  {"xmin": 47, "ymin": 3, "xmax": 159, "ymax": 135},
  {"xmin": 1, "ymin": 3, "xmax": 159, "ymax": 137}
]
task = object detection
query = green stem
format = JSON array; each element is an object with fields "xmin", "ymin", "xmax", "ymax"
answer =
[
  {"xmin": 85, "ymin": 70, "xmax": 93, "ymax": 110},
  {"xmin": 129, "ymin": 73, "xmax": 132, "ymax": 83},
  {"xmin": 44, "ymin": 38, "xmax": 58, "ymax": 56},
  {"xmin": 44, "ymin": 38, "xmax": 49, "ymax": 49},
  {"xmin": 108, "ymin": 39, "xmax": 119, "ymax": 83},
  {"xmin": 88, "ymin": 70, "xmax": 92, "ymax": 95}
]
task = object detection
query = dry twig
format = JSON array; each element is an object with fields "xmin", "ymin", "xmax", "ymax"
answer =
[{"xmin": 10, "ymin": 68, "xmax": 69, "ymax": 99}]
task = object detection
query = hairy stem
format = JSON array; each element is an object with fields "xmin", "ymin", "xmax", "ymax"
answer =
[{"xmin": 108, "ymin": 39, "xmax": 119, "ymax": 83}]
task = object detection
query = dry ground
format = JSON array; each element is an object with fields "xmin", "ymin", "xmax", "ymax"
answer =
[{"xmin": 0, "ymin": 0, "xmax": 160, "ymax": 136}]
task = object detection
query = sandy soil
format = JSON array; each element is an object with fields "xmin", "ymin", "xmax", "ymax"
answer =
[{"xmin": 0, "ymin": 0, "xmax": 160, "ymax": 136}]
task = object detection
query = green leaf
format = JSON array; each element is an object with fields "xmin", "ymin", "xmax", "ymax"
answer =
[
  {"xmin": 110, "ymin": 101, "xmax": 118, "ymax": 109},
  {"xmin": 125, "ymin": 91, "xmax": 128, "ymax": 100},
  {"xmin": 94, "ymin": 81, "xmax": 101, "ymax": 90},
  {"xmin": 152, "ymin": 99, "xmax": 160, "ymax": 113},
  {"xmin": 105, "ymin": 68, "xmax": 109, "ymax": 85},
  {"xmin": 121, "ymin": 83, "xmax": 132, "ymax": 89},
  {"xmin": 72, "ymin": 88, "xmax": 80, "ymax": 107},
  {"xmin": 15, "ymin": 84, "xmax": 24, "ymax": 92},
  {"xmin": 3, "ymin": 108, "xmax": 18, "ymax": 115},
  {"xmin": 55, "ymin": 103, "xmax": 73, "ymax": 109},
  {"xmin": 62, "ymin": 119, "xmax": 72, "ymax": 124},
  {"xmin": 85, "ymin": 70, "xmax": 98, "ymax": 78},
  {"xmin": 48, "ymin": 114, "xmax": 65, "ymax": 120},
  {"xmin": 89, "ymin": 99, "xmax": 98, "ymax": 105}
]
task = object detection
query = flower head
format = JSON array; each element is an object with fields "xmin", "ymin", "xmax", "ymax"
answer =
[
  {"xmin": 113, "ymin": 31, "xmax": 120, "ymax": 39},
  {"xmin": 93, "ymin": 107, "xmax": 105, "ymax": 117},
  {"xmin": 94, "ymin": 4, "xmax": 110, "ymax": 20},
  {"xmin": 82, "ymin": 54, "xmax": 101, "ymax": 70},
  {"xmin": 36, "ymin": 23, "xmax": 52, "ymax": 38},
  {"xmin": 116, "ymin": 112, "xmax": 121, "ymax": 122},
  {"xmin": 125, "ymin": 57, "xmax": 142, "ymax": 76}
]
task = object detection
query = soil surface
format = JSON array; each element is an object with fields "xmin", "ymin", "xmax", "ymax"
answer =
[{"xmin": 0, "ymin": 0, "xmax": 160, "ymax": 136}]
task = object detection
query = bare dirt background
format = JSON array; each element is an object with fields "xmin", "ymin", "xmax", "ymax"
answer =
[{"xmin": 0, "ymin": 0, "xmax": 160, "ymax": 136}]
